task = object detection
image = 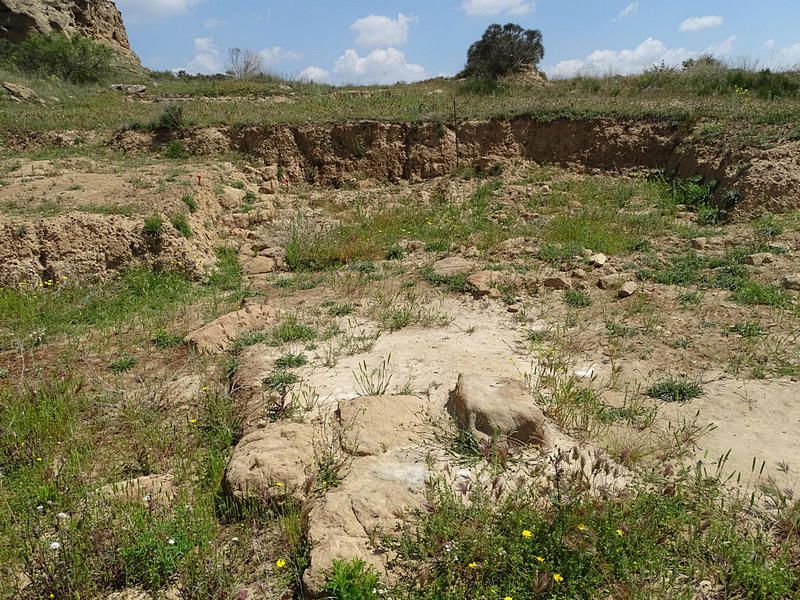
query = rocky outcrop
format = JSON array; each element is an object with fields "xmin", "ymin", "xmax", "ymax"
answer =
[
  {"xmin": 0, "ymin": 0, "xmax": 139, "ymax": 64},
  {"xmin": 447, "ymin": 373, "xmax": 549, "ymax": 446}
]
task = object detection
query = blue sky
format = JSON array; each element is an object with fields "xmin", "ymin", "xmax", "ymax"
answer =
[{"xmin": 115, "ymin": 0, "xmax": 800, "ymax": 84}]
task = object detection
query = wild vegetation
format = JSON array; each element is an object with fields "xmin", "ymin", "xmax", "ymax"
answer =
[{"xmin": 1, "ymin": 29, "xmax": 800, "ymax": 600}]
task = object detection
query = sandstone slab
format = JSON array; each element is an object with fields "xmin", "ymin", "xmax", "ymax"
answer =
[
  {"xmin": 225, "ymin": 422, "xmax": 315, "ymax": 501},
  {"xmin": 338, "ymin": 395, "xmax": 426, "ymax": 457},
  {"xmin": 98, "ymin": 474, "xmax": 174, "ymax": 504},
  {"xmin": 185, "ymin": 304, "xmax": 277, "ymax": 354},
  {"xmin": 544, "ymin": 276, "xmax": 572, "ymax": 290},
  {"xmin": 431, "ymin": 256, "xmax": 476, "ymax": 278}
]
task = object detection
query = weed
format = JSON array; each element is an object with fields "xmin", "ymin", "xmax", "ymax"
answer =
[
  {"xmin": 229, "ymin": 331, "xmax": 268, "ymax": 353},
  {"xmin": 606, "ymin": 321, "xmax": 637, "ymax": 338},
  {"xmin": 328, "ymin": 303, "xmax": 355, "ymax": 317},
  {"xmin": 181, "ymin": 194, "xmax": 198, "ymax": 213},
  {"xmin": 274, "ymin": 352, "xmax": 309, "ymax": 369},
  {"xmin": 564, "ymin": 289, "xmax": 592, "ymax": 308},
  {"xmin": 152, "ymin": 328, "xmax": 183, "ymax": 349},
  {"xmin": 647, "ymin": 376, "xmax": 703, "ymax": 403},
  {"xmin": 353, "ymin": 355, "xmax": 392, "ymax": 396},
  {"xmin": 385, "ymin": 245, "xmax": 404, "ymax": 260},
  {"xmin": 272, "ymin": 316, "xmax": 317, "ymax": 344},
  {"xmin": 155, "ymin": 104, "xmax": 185, "ymax": 130},
  {"xmin": 142, "ymin": 215, "xmax": 163, "ymax": 237},
  {"xmin": 108, "ymin": 353, "xmax": 136, "ymax": 373},
  {"xmin": 263, "ymin": 370, "xmax": 300, "ymax": 393},
  {"xmin": 164, "ymin": 139, "xmax": 187, "ymax": 159},
  {"xmin": 170, "ymin": 212, "xmax": 193, "ymax": 238},
  {"xmin": 728, "ymin": 321, "xmax": 766, "ymax": 338},
  {"xmin": 322, "ymin": 558, "xmax": 383, "ymax": 599}
]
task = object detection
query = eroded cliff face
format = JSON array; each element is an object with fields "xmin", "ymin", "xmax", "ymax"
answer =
[{"xmin": 0, "ymin": 0, "xmax": 139, "ymax": 64}]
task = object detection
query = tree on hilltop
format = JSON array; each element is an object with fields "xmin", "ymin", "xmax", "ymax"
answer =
[{"xmin": 461, "ymin": 23, "xmax": 544, "ymax": 79}]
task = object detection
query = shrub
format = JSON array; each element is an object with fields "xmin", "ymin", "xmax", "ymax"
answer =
[
  {"xmin": 170, "ymin": 213, "xmax": 193, "ymax": 238},
  {"xmin": 164, "ymin": 139, "xmax": 187, "ymax": 159},
  {"xmin": 155, "ymin": 105, "xmax": 185, "ymax": 130},
  {"xmin": 142, "ymin": 215, "xmax": 164, "ymax": 237},
  {"xmin": 13, "ymin": 32, "xmax": 112, "ymax": 83},
  {"xmin": 322, "ymin": 558, "xmax": 383, "ymax": 600},
  {"xmin": 461, "ymin": 23, "xmax": 544, "ymax": 79}
]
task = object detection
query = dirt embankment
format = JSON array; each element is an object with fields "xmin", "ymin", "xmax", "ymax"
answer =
[{"xmin": 111, "ymin": 117, "xmax": 800, "ymax": 217}]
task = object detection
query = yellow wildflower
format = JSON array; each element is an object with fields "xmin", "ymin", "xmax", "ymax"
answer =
[
  {"xmin": 536, "ymin": 556, "xmax": 544, "ymax": 563},
  {"xmin": 578, "ymin": 523, "xmax": 585, "ymax": 531},
  {"xmin": 276, "ymin": 482, "xmax": 283, "ymax": 487},
  {"xmin": 522, "ymin": 530, "xmax": 532, "ymax": 537},
  {"xmin": 190, "ymin": 419, "xmax": 197, "ymax": 424},
  {"xmin": 553, "ymin": 573, "xmax": 564, "ymax": 582},
  {"xmin": 468, "ymin": 561, "xmax": 477, "ymax": 568},
  {"xmin": 617, "ymin": 529, "xmax": 625, "ymax": 536},
  {"xmin": 275, "ymin": 558, "xmax": 286, "ymax": 568}
]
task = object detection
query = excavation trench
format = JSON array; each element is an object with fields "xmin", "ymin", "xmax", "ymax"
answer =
[{"xmin": 113, "ymin": 115, "xmax": 800, "ymax": 217}]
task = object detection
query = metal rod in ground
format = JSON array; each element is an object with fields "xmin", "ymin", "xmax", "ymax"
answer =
[{"xmin": 453, "ymin": 97, "xmax": 459, "ymax": 168}]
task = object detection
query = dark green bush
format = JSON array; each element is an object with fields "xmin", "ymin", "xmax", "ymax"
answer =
[
  {"xmin": 461, "ymin": 23, "xmax": 544, "ymax": 79},
  {"xmin": 13, "ymin": 33, "xmax": 112, "ymax": 83}
]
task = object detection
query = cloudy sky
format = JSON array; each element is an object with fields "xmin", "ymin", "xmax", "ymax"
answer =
[{"xmin": 115, "ymin": 0, "xmax": 800, "ymax": 84}]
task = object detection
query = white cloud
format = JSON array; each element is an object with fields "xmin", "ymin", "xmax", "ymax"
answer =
[
  {"xmin": 300, "ymin": 47, "xmax": 427, "ymax": 86},
  {"xmin": 350, "ymin": 13, "xmax": 417, "ymax": 48},
  {"xmin": 546, "ymin": 36, "xmax": 737, "ymax": 78},
  {"xmin": 299, "ymin": 66, "xmax": 331, "ymax": 83},
  {"xmin": 259, "ymin": 46, "xmax": 302, "ymax": 67},
  {"xmin": 185, "ymin": 36, "xmax": 223, "ymax": 74},
  {"xmin": 772, "ymin": 43, "xmax": 800, "ymax": 68},
  {"xmin": 763, "ymin": 39, "xmax": 775, "ymax": 50},
  {"xmin": 116, "ymin": 0, "xmax": 201, "ymax": 23},
  {"xmin": 613, "ymin": 2, "xmax": 638, "ymax": 22},
  {"xmin": 679, "ymin": 16, "xmax": 724, "ymax": 32},
  {"xmin": 461, "ymin": 0, "xmax": 533, "ymax": 16},
  {"xmin": 204, "ymin": 17, "xmax": 221, "ymax": 29}
]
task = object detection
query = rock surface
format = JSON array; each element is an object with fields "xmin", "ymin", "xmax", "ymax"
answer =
[
  {"xmin": 0, "ymin": 0, "xmax": 140, "ymax": 64},
  {"xmin": 184, "ymin": 304, "xmax": 277, "ymax": 355},
  {"xmin": 2, "ymin": 82, "xmax": 37, "ymax": 100},
  {"xmin": 447, "ymin": 373, "xmax": 548, "ymax": 446},
  {"xmin": 431, "ymin": 256, "xmax": 476, "ymax": 278},
  {"xmin": 337, "ymin": 395, "xmax": 425, "ymax": 457},
  {"xmin": 98, "ymin": 474, "xmax": 174, "ymax": 503},
  {"xmin": 544, "ymin": 276, "xmax": 572, "ymax": 290},
  {"xmin": 618, "ymin": 281, "xmax": 638, "ymax": 298},
  {"xmin": 225, "ymin": 422, "xmax": 315, "ymax": 501},
  {"xmin": 782, "ymin": 273, "xmax": 800, "ymax": 291},
  {"xmin": 465, "ymin": 270, "xmax": 502, "ymax": 297}
]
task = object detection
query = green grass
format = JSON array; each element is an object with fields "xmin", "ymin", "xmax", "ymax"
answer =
[
  {"xmin": 2, "ymin": 65, "xmax": 799, "ymax": 137},
  {"xmin": 181, "ymin": 194, "xmax": 198, "ymax": 213},
  {"xmin": 0, "ymin": 251, "xmax": 244, "ymax": 351},
  {"xmin": 564, "ymin": 289, "xmax": 592, "ymax": 308},
  {"xmin": 274, "ymin": 352, "xmax": 309, "ymax": 369},
  {"xmin": 107, "ymin": 353, "xmax": 136, "ymax": 373},
  {"xmin": 271, "ymin": 316, "xmax": 317, "ymax": 344},
  {"xmin": 383, "ymin": 469, "xmax": 797, "ymax": 599},
  {"xmin": 0, "ymin": 379, "xmax": 259, "ymax": 599},
  {"xmin": 170, "ymin": 212, "xmax": 193, "ymax": 238},
  {"xmin": 142, "ymin": 214, "xmax": 163, "ymax": 237},
  {"xmin": 646, "ymin": 376, "xmax": 703, "ymax": 403}
]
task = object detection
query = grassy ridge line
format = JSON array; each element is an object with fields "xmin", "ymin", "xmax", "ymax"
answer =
[{"xmin": 1, "ymin": 66, "xmax": 799, "ymax": 134}]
